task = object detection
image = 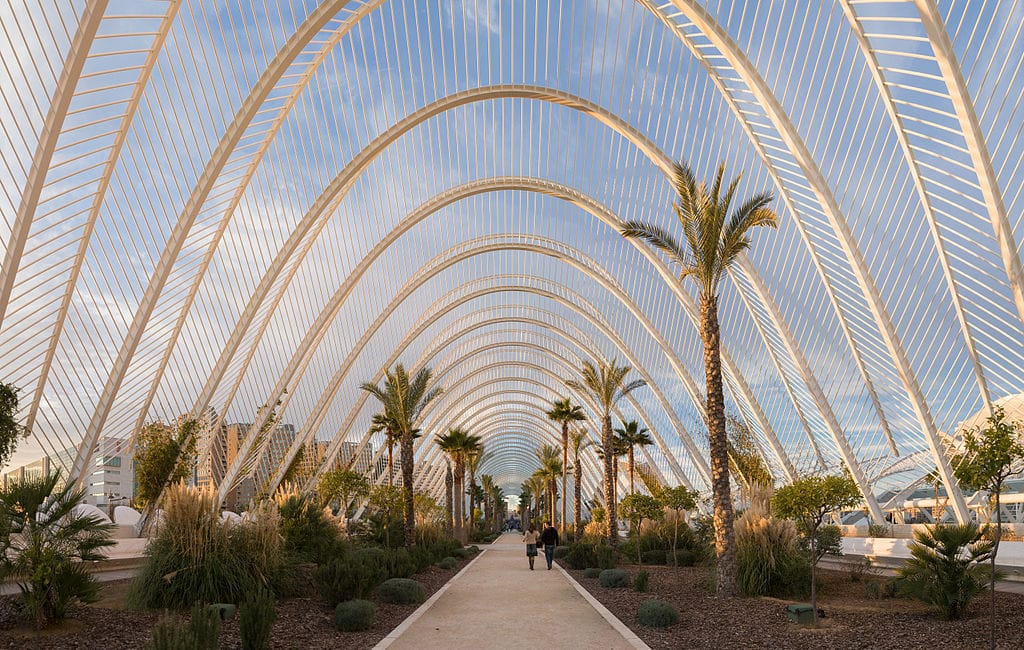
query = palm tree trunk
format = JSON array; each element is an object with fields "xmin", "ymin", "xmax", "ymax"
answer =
[
  {"xmin": 628, "ymin": 446, "xmax": 635, "ymax": 495},
  {"xmin": 387, "ymin": 441, "xmax": 394, "ymax": 486},
  {"xmin": 445, "ymin": 464, "xmax": 453, "ymax": 535},
  {"xmin": 469, "ymin": 476, "xmax": 476, "ymax": 535},
  {"xmin": 603, "ymin": 414, "xmax": 617, "ymax": 546},
  {"xmin": 574, "ymin": 461, "xmax": 583, "ymax": 538},
  {"xmin": 702, "ymin": 292, "xmax": 736, "ymax": 596},
  {"xmin": 401, "ymin": 433, "xmax": 416, "ymax": 547},
  {"xmin": 561, "ymin": 422, "xmax": 568, "ymax": 537}
]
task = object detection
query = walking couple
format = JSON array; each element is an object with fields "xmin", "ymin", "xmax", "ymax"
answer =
[{"xmin": 522, "ymin": 521, "xmax": 559, "ymax": 570}]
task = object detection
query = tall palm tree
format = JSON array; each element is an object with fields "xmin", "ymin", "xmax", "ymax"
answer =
[
  {"xmin": 622, "ymin": 161, "xmax": 778, "ymax": 596},
  {"xmin": 569, "ymin": 427, "xmax": 594, "ymax": 538},
  {"xmin": 525, "ymin": 474, "xmax": 546, "ymax": 528},
  {"xmin": 369, "ymin": 411, "xmax": 399, "ymax": 486},
  {"xmin": 444, "ymin": 461, "xmax": 454, "ymax": 534},
  {"xmin": 546, "ymin": 398, "xmax": 586, "ymax": 536},
  {"xmin": 480, "ymin": 474, "xmax": 495, "ymax": 531},
  {"xmin": 361, "ymin": 364, "xmax": 443, "ymax": 547},
  {"xmin": 614, "ymin": 420, "xmax": 654, "ymax": 495},
  {"xmin": 519, "ymin": 484, "xmax": 532, "ymax": 528},
  {"xmin": 465, "ymin": 446, "xmax": 487, "ymax": 535},
  {"xmin": 534, "ymin": 444, "xmax": 563, "ymax": 527},
  {"xmin": 435, "ymin": 427, "xmax": 481, "ymax": 544},
  {"xmin": 567, "ymin": 360, "xmax": 645, "ymax": 546}
]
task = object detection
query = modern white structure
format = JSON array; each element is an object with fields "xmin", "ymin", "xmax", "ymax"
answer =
[{"xmin": 0, "ymin": 2, "xmax": 1022, "ymax": 521}]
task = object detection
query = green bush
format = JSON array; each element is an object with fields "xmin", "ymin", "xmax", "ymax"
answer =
[
  {"xmin": 277, "ymin": 494, "xmax": 343, "ymax": 564},
  {"xmin": 564, "ymin": 543, "xmax": 598, "ymax": 570},
  {"xmin": 383, "ymin": 548, "xmax": 416, "ymax": 579},
  {"xmin": 452, "ymin": 547, "xmax": 470, "ymax": 559},
  {"xmin": 596, "ymin": 544, "xmax": 618, "ymax": 569},
  {"xmin": 239, "ymin": 587, "xmax": 275, "ymax": 650},
  {"xmin": 553, "ymin": 546, "xmax": 569, "ymax": 559},
  {"xmin": 438, "ymin": 556, "xmax": 457, "ymax": 569},
  {"xmin": 867, "ymin": 524, "xmax": 891, "ymax": 538},
  {"xmin": 583, "ymin": 567, "xmax": 602, "ymax": 579},
  {"xmin": 633, "ymin": 570, "xmax": 649, "ymax": 592},
  {"xmin": 641, "ymin": 550, "xmax": 667, "ymax": 565},
  {"xmin": 0, "ymin": 472, "xmax": 115, "ymax": 628},
  {"xmin": 673, "ymin": 549, "xmax": 696, "ymax": 567},
  {"xmin": 895, "ymin": 524, "xmax": 996, "ymax": 620},
  {"xmin": 735, "ymin": 510, "xmax": 810, "ymax": 598},
  {"xmin": 467, "ymin": 545, "xmax": 481, "ymax": 554},
  {"xmin": 145, "ymin": 604, "xmax": 220, "ymax": 650},
  {"xmin": 377, "ymin": 578, "xmax": 426, "ymax": 604},
  {"xmin": 599, "ymin": 568, "xmax": 630, "ymax": 588},
  {"xmin": 637, "ymin": 599, "xmax": 678, "ymax": 628},
  {"xmin": 129, "ymin": 487, "xmax": 286, "ymax": 609},
  {"xmin": 334, "ymin": 599, "xmax": 375, "ymax": 632},
  {"xmin": 314, "ymin": 547, "xmax": 389, "ymax": 605}
]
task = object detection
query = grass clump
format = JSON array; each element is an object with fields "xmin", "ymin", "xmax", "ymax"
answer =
[
  {"xmin": 583, "ymin": 567, "xmax": 602, "ymax": 579},
  {"xmin": 315, "ymin": 547, "xmax": 389, "ymax": 605},
  {"xmin": 239, "ymin": 587, "xmax": 275, "ymax": 650},
  {"xmin": 564, "ymin": 543, "xmax": 598, "ymax": 570},
  {"xmin": 377, "ymin": 578, "xmax": 426, "ymax": 604},
  {"xmin": 633, "ymin": 570, "xmax": 650, "ymax": 592},
  {"xmin": 735, "ymin": 509, "xmax": 810, "ymax": 598},
  {"xmin": 129, "ymin": 486, "xmax": 286, "ymax": 609},
  {"xmin": 334, "ymin": 599, "xmax": 375, "ymax": 632},
  {"xmin": 599, "ymin": 568, "xmax": 630, "ymax": 588},
  {"xmin": 277, "ymin": 492, "xmax": 344, "ymax": 564},
  {"xmin": 145, "ymin": 603, "xmax": 220, "ymax": 650},
  {"xmin": 637, "ymin": 599, "xmax": 678, "ymax": 628}
]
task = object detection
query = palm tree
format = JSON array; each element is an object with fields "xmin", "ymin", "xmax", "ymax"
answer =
[
  {"xmin": 465, "ymin": 446, "xmax": 487, "ymax": 535},
  {"xmin": 597, "ymin": 435, "xmax": 629, "ymax": 507},
  {"xmin": 444, "ymin": 461, "xmax": 454, "ymax": 534},
  {"xmin": 614, "ymin": 420, "xmax": 654, "ymax": 495},
  {"xmin": 519, "ymin": 484, "xmax": 533, "ymax": 529},
  {"xmin": 569, "ymin": 427, "xmax": 594, "ymax": 538},
  {"xmin": 546, "ymin": 398, "xmax": 586, "ymax": 536},
  {"xmin": 567, "ymin": 360, "xmax": 646, "ymax": 546},
  {"xmin": 435, "ymin": 427, "xmax": 481, "ymax": 544},
  {"xmin": 361, "ymin": 364, "xmax": 443, "ymax": 547},
  {"xmin": 480, "ymin": 474, "xmax": 495, "ymax": 531},
  {"xmin": 524, "ymin": 474, "xmax": 546, "ymax": 528},
  {"xmin": 369, "ymin": 412, "xmax": 399, "ymax": 486},
  {"xmin": 534, "ymin": 444, "xmax": 563, "ymax": 527},
  {"xmin": 622, "ymin": 161, "xmax": 778, "ymax": 596}
]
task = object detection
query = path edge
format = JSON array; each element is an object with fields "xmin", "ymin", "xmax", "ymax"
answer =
[
  {"xmin": 373, "ymin": 548, "xmax": 489, "ymax": 649},
  {"xmin": 555, "ymin": 562, "xmax": 651, "ymax": 650}
]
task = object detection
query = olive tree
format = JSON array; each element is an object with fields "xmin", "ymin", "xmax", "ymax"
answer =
[
  {"xmin": 619, "ymin": 493, "xmax": 663, "ymax": 565},
  {"xmin": 773, "ymin": 473, "xmax": 860, "ymax": 626},
  {"xmin": 951, "ymin": 406, "xmax": 1023, "ymax": 650},
  {"xmin": 0, "ymin": 382, "xmax": 26, "ymax": 468},
  {"xmin": 133, "ymin": 419, "xmax": 197, "ymax": 508},
  {"xmin": 661, "ymin": 485, "xmax": 698, "ymax": 566}
]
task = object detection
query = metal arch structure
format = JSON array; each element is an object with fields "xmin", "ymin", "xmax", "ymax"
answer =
[{"xmin": 2, "ymin": 2, "xmax": 1022, "ymax": 525}]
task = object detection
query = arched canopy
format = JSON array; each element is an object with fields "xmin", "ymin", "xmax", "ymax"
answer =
[{"xmin": 2, "ymin": 1, "xmax": 1023, "ymax": 521}]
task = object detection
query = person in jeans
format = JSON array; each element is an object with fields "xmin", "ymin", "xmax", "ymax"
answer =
[
  {"xmin": 540, "ymin": 521, "xmax": 559, "ymax": 570},
  {"xmin": 522, "ymin": 523, "xmax": 540, "ymax": 570}
]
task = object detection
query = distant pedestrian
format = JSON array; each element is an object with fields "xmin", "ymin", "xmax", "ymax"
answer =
[
  {"xmin": 523, "ymin": 524, "xmax": 540, "ymax": 570},
  {"xmin": 540, "ymin": 521, "xmax": 559, "ymax": 570}
]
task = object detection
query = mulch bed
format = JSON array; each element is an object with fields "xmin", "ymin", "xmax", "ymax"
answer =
[
  {"xmin": 0, "ymin": 559, "xmax": 470, "ymax": 649},
  {"xmin": 560, "ymin": 561, "xmax": 1024, "ymax": 650}
]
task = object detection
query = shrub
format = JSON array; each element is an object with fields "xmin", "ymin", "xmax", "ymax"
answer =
[
  {"xmin": 314, "ymin": 547, "xmax": 389, "ymax": 605},
  {"xmin": 452, "ymin": 547, "xmax": 470, "ymax": 559},
  {"xmin": 438, "ymin": 556, "xmax": 457, "ymax": 569},
  {"xmin": 637, "ymin": 599, "xmax": 678, "ymax": 628},
  {"xmin": 0, "ymin": 472, "xmax": 116, "ymax": 628},
  {"xmin": 334, "ymin": 599, "xmax": 375, "ymax": 632},
  {"xmin": 239, "ymin": 587, "xmax": 275, "ymax": 650},
  {"xmin": 384, "ymin": 548, "xmax": 416, "ymax": 579},
  {"xmin": 674, "ymin": 549, "xmax": 696, "ymax": 567},
  {"xmin": 145, "ymin": 603, "xmax": 220, "ymax": 650},
  {"xmin": 467, "ymin": 545, "xmax": 481, "ymax": 554},
  {"xmin": 633, "ymin": 570, "xmax": 649, "ymax": 592},
  {"xmin": 867, "ymin": 523, "xmax": 891, "ymax": 538},
  {"xmin": 564, "ymin": 543, "xmax": 598, "ymax": 570},
  {"xmin": 599, "ymin": 568, "xmax": 630, "ymax": 588},
  {"xmin": 277, "ymin": 493, "xmax": 343, "ymax": 564},
  {"xmin": 583, "ymin": 567, "xmax": 602, "ymax": 579},
  {"xmin": 553, "ymin": 546, "xmax": 569, "ymax": 559},
  {"xmin": 129, "ymin": 486, "xmax": 285, "ymax": 609},
  {"xmin": 596, "ymin": 544, "xmax": 618, "ymax": 569},
  {"xmin": 895, "ymin": 524, "xmax": 996, "ymax": 619},
  {"xmin": 641, "ymin": 550, "xmax": 667, "ymax": 565},
  {"xmin": 735, "ymin": 509, "xmax": 810, "ymax": 598},
  {"xmin": 377, "ymin": 578, "xmax": 426, "ymax": 604}
]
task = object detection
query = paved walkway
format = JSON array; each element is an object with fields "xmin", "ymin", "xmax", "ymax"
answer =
[{"xmin": 375, "ymin": 533, "xmax": 647, "ymax": 649}]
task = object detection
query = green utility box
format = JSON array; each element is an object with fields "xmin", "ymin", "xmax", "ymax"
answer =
[
  {"xmin": 207, "ymin": 603, "xmax": 237, "ymax": 621},
  {"xmin": 785, "ymin": 603, "xmax": 815, "ymax": 625}
]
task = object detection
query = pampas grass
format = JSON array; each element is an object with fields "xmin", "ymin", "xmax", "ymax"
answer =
[{"xmin": 735, "ymin": 506, "xmax": 810, "ymax": 597}]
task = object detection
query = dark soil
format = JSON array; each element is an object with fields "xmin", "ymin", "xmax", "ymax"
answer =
[
  {"xmin": 560, "ymin": 561, "xmax": 1024, "ymax": 650},
  {"xmin": 0, "ymin": 558, "xmax": 471, "ymax": 649}
]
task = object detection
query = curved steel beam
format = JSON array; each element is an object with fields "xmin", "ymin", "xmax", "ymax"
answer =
[{"xmin": 0, "ymin": 0, "xmax": 108, "ymax": 324}]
